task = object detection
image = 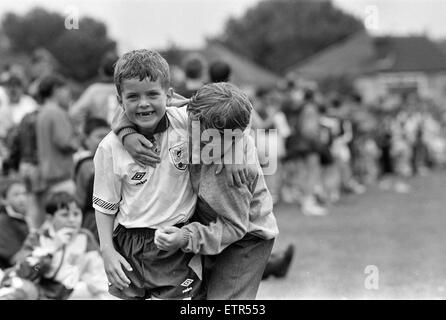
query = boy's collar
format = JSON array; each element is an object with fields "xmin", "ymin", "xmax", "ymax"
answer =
[{"xmin": 137, "ymin": 112, "xmax": 170, "ymax": 140}]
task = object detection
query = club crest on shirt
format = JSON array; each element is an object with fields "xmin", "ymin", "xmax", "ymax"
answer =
[{"xmin": 169, "ymin": 142, "xmax": 189, "ymax": 171}]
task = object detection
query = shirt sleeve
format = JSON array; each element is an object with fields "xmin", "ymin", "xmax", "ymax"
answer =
[
  {"xmin": 92, "ymin": 143, "xmax": 121, "ymax": 215},
  {"xmin": 174, "ymin": 106, "xmax": 189, "ymax": 125},
  {"xmin": 180, "ymin": 171, "xmax": 254, "ymax": 255}
]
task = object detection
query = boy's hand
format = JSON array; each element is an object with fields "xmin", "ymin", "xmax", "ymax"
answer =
[
  {"xmin": 215, "ymin": 163, "xmax": 250, "ymax": 187},
  {"xmin": 154, "ymin": 226, "xmax": 186, "ymax": 251},
  {"xmin": 123, "ymin": 133, "xmax": 161, "ymax": 168},
  {"xmin": 101, "ymin": 247, "xmax": 133, "ymax": 290}
]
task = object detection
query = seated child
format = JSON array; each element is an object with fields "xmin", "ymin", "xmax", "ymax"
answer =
[
  {"xmin": 0, "ymin": 177, "xmax": 30, "ymax": 270},
  {"xmin": 74, "ymin": 117, "xmax": 110, "ymax": 241},
  {"xmin": 0, "ymin": 192, "xmax": 108, "ymax": 300},
  {"xmin": 93, "ymin": 49, "xmax": 202, "ymax": 300}
]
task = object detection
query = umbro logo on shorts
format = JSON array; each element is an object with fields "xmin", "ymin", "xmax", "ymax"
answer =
[
  {"xmin": 182, "ymin": 287, "xmax": 193, "ymax": 294},
  {"xmin": 131, "ymin": 172, "xmax": 146, "ymax": 180},
  {"xmin": 181, "ymin": 279, "xmax": 194, "ymax": 287}
]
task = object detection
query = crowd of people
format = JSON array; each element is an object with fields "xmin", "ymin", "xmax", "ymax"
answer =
[
  {"xmin": 251, "ymin": 82, "xmax": 446, "ymax": 216},
  {"xmin": 253, "ymin": 83, "xmax": 446, "ymax": 216},
  {"xmin": 164, "ymin": 52, "xmax": 446, "ymax": 216},
  {"xmin": 0, "ymin": 47, "xmax": 445, "ymax": 299}
]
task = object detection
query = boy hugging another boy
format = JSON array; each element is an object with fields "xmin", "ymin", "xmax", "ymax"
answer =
[
  {"xmin": 93, "ymin": 49, "xmax": 201, "ymax": 300},
  {"xmin": 114, "ymin": 78, "xmax": 279, "ymax": 299},
  {"xmin": 154, "ymin": 83, "xmax": 279, "ymax": 299}
]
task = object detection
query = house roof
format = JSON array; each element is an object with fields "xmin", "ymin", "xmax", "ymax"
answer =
[
  {"xmin": 374, "ymin": 36, "xmax": 446, "ymax": 73},
  {"xmin": 200, "ymin": 42, "xmax": 281, "ymax": 88},
  {"xmin": 288, "ymin": 32, "xmax": 446, "ymax": 79},
  {"xmin": 438, "ymin": 40, "xmax": 446, "ymax": 56},
  {"xmin": 287, "ymin": 31, "xmax": 375, "ymax": 79}
]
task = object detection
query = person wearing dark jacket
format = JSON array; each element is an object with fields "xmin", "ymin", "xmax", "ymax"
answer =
[{"xmin": 0, "ymin": 178, "xmax": 30, "ymax": 270}]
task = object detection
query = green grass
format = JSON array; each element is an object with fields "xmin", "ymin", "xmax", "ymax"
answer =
[{"xmin": 257, "ymin": 170, "xmax": 446, "ymax": 299}]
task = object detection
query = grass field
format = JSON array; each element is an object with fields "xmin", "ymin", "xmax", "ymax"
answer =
[{"xmin": 257, "ymin": 170, "xmax": 446, "ymax": 299}]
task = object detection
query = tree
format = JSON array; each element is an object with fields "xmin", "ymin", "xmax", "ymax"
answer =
[
  {"xmin": 2, "ymin": 8, "xmax": 65, "ymax": 53},
  {"xmin": 218, "ymin": 0, "xmax": 364, "ymax": 74},
  {"xmin": 1, "ymin": 7, "xmax": 116, "ymax": 82},
  {"xmin": 50, "ymin": 17, "xmax": 116, "ymax": 81}
]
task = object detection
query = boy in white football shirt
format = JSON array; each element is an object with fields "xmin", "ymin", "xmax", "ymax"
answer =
[{"xmin": 93, "ymin": 49, "xmax": 201, "ymax": 300}]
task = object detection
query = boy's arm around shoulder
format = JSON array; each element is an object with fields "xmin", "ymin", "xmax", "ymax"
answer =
[{"xmin": 110, "ymin": 105, "xmax": 138, "ymax": 142}]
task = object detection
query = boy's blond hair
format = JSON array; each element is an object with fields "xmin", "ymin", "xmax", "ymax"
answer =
[
  {"xmin": 187, "ymin": 82, "xmax": 252, "ymax": 133},
  {"xmin": 114, "ymin": 49, "xmax": 170, "ymax": 95}
]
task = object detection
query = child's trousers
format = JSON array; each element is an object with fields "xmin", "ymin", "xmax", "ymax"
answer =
[{"xmin": 202, "ymin": 234, "xmax": 274, "ymax": 300}]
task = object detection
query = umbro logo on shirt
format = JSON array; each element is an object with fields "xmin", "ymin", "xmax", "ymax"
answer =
[{"xmin": 131, "ymin": 172, "xmax": 146, "ymax": 180}]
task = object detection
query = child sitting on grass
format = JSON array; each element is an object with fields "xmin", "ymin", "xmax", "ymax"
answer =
[{"xmin": 0, "ymin": 192, "xmax": 108, "ymax": 300}]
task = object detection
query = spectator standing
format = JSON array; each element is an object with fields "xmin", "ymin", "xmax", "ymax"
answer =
[
  {"xmin": 35, "ymin": 74, "xmax": 79, "ymax": 226},
  {"xmin": 70, "ymin": 52, "xmax": 119, "ymax": 130},
  {"xmin": 73, "ymin": 118, "xmax": 110, "ymax": 241},
  {"xmin": 175, "ymin": 53, "xmax": 207, "ymax": 98}
]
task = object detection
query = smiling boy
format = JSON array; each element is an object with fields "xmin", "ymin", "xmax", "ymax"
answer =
[{"xmin": 93, "ymin": 49, "xmax": 201, "ymax": 300}]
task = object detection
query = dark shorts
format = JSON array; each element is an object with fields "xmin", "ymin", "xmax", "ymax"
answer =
[{"xmin": 109, "ymin": 224, "xmax": 202, "ymax": 300}]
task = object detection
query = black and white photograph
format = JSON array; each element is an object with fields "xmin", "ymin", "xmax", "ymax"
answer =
[{"xmin": 0, "ymin": 0, "xmax": 446, "ymax": 303}]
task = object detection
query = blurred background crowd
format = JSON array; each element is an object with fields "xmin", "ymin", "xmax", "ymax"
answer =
[{"xmin": 1, "ymin": 0, "xmax": 446, "ymax": 299}]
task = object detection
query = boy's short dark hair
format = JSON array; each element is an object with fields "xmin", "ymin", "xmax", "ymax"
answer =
[
  {"xmin": 114, "ymin": 49, "xmax": 170, "ymax": 95},
  {"xmin": 0, "ymin": 176, "xmax": 26, "ymax": 199},
  {"xmin": 83, "ymin": 117, "xmax": 110, "ymax": 137},
  {"xmin": 209, "ymin": 60, "xmax": 231, "ymax": 83},
  {"xmin": 45, "ymin": 191, "xmax": 79, "ymax": 216},
  {"xmin": 188, "ymin": 82, "xmax": 252, "ymax": 133},
  {"xmin": 37, "ymin": 74, "xmax": 66, "ymax": 101}
]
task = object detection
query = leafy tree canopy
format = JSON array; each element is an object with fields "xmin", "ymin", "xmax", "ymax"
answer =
[
  {"xmin": 2, "ymin": 7, "xmax": 116, "ymax": 82},
  {"xmin": 217, "ymin": 0, "xmax": 364, "ymax": 74}
]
